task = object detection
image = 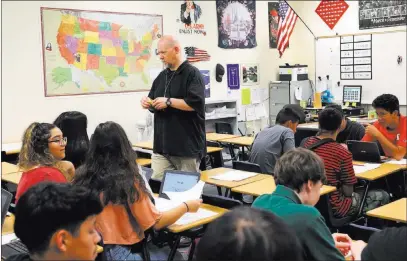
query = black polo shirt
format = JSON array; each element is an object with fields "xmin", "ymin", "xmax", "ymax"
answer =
[{"xmin": 148, "ymin": 61, "xmax": 205, "ymax": 158}]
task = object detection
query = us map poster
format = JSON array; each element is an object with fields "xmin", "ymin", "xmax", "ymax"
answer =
[
  {"xmin": 216, "ymin": 0, "xmax": 257, "ymax": 49},
  {"xmin": 359, "ymin": 0, "xmax": 406, "ymax": 30},
  {"xmin": 41, "ymin": 7, "xmax": 163, "ymax": 96}
]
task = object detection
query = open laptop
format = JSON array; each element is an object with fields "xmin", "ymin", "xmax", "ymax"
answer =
[
  {"xmin": 347, "ymin": 140, "xmax": 389, "ymax": 163},
  {"xmin": 1, "ymin": 188, "xmax": 29, "ymax": 259},
  {"xmin": 159, "ymin": 170, "xmax": 201, "ymax": 199}
]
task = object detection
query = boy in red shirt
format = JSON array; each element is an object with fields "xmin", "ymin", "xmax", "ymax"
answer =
[{"xmin": 362, "ymin": 94, "xmax": 407, "ymax": 160}]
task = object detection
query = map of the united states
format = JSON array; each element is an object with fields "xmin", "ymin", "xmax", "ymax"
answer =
[{"xmin": 50, "ymin": 13, "xmax": 160, "ymax": 91}]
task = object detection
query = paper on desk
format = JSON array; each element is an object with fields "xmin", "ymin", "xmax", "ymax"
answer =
[
  {"xmin": 353, "ymin": 163, "xmax": 381, "ymax": 174},
  {"xmin": 211, "ymin": 170, "xmax": 257, "ymax": 181},
  {"xmin": 174, "ymin": 208, "xmax": 218, "ymax": 225},
  {"xmin": 387, "ymin": 159, "xmax": 407, "ymax": 165},
  {"xmin": 2, "ymin": 233, "xmax": 18, "ymax": 245},
  {"xmin": 164, "ymin": 181, "xmax": 205, "ymax": 204}
]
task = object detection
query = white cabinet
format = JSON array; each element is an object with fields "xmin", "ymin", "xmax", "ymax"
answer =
[{"xmin": 205, "ymin": 99, "xmax": 238, "ymax": 134}]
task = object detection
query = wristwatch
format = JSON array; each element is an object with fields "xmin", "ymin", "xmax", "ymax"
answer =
[{"xmin": 166, "ymin": 98, "xmax": 172, "ymax": 107}]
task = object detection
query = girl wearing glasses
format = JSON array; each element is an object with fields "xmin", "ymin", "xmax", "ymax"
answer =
[{"xmin": 15, "ymin": 122, "xmax": 74, "ymax": 203}]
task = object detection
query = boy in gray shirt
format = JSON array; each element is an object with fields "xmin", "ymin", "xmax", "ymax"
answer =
[{"xmin": 249, "ymin": 107, "xmax": 301, "ymax": 175}]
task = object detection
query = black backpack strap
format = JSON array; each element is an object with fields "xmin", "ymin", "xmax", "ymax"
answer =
[{"xmin": 306, "ymin": 138, "xmax": 336, "ymax": 151}]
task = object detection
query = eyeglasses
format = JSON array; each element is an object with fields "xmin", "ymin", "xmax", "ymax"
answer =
[{"xmin": 48, "ymin": 137, "xmax": 67, "ymax": 145}]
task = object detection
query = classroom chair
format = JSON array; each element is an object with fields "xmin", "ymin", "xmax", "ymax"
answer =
[
  {"xmin": 148, "ymin": 178, "xmax": 162, "ymax": 194},
  {"xmin": 232, "ymin": 161, "xmax": 262, "ymax": 174},
  {"xmin": 315, "ymin": 192, "xmax": 362, "ymax": 232},
  {"xmin": 230, "ymin": 161, "xmax": 262, "ymax": 202},
  {"xmin": 215, "ymin": 122, "xmax": 238, "ymax": 160},
  {"xmin": 141, "ymin": 166, "xmax": 153, "ymax": 181}
]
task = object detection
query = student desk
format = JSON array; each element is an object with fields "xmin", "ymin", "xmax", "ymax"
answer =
[
  {"xmin": 366, "ymin": 198, "xmax": 406, "ymax": 223},
  {"xmin": 165, "ymin": 203, "xmax": 227, "ymax": 261},
  {"xmin": 2, "ymin": 162, "xmax": 21, "ymax": 174},
  {"xmin": 354, "ymin": 162, "xmax": 406, "ymax": 216},
  {"xmin": 201, "ymin": 167, "xmax": 269, "ymax": 197},
  {"xmin": 133, "ymin": 141, "xmax": 223, "ymax": 154},
  {"xmin": 220, "ymin": 136, "xmax": 254, "ymax": 158},
  {"xmin": 2, "ymin": 214, "xmax": 15, "ymax": 235},
  {"xmin": 1, "ymin": 171, "xmax": 22, "ymax": 185},
  {"xmin": 136, "ymin": 158, "xmax": 152, "ymax": 167},
  {"xmin": 231, "ymin": 176, "xmax": 336, "ymax": 197},
  {"xmin": 205, "ymin": 133, "xmax": 239, "ymax": 142}
]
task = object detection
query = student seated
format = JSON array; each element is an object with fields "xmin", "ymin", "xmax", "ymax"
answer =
[
  {"xmin": 53, "ymin": 111, "xmax": 90, "ymax": 168},
  {"xmin": 252, "ymin": 148, "xmax": 352, "ymax": 261},
  {"xmin": 362, "ymin": 94, "xmax": 407, "ymax": 160},
  {"xmin": 325, "ymin": 103, "xmax": 365, "ymax": 143},
  {"xmin": 301, "ymin": 108, "xmax": 389, "ymax": 218},
  {"xmin": 195, "ymin": 206, "xmax": 302, "ymax": 261},
  {"xmin": 72, "ymin": 121, "xmax": 202, "ymax": 261},
  {"xmin": 350, "ymin": 226, "xmax": 407, "ymax": 261},
  {"xmin": 7, "ymin": 182, "xmax": 103, "ymax": 261},
  {"xmin": 15, "ymin": 122, "xmax": 74, "ymax": 203},
  {"xmin": 249, "ymin": 107, "xmax": 300, "ymax": 174}
]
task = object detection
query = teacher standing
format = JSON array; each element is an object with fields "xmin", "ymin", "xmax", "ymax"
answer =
[{"xmin": 140, "ymin": 35, "xmax": 206, "ymax": 180}]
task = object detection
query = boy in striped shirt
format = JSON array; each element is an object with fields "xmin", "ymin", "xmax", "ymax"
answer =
[{"xmin": 301, "ymin": 108, "xmax": 389, "ymax": 218}]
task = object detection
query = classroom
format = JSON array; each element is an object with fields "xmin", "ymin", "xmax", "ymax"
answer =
[{"xmin": 1, "ymin": 1, "xmax": 406, "ymax": 261}]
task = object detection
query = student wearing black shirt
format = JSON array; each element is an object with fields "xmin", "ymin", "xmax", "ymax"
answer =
[
  {"xmin": 325, "ymin": 104, "xmax": 365, "ymax": 143},
  {"xmin": 350, "ymin": 227, "xmax": 407, "ymax": 261},
  {"xmin": 140, "ymin": 35, "xmax": 205, "ymax": 180}
]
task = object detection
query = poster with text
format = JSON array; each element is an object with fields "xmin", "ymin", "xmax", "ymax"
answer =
[
  {"xmin": 268, "ymin": 2, "xmax": 279, "ymax": 48},
  {"xmin": 241, "ymin": 63, "xmax": 259, "ymax": 86},
  {"xmin": 200, "ymin": 70, "xmax": 210, "ymax": 98},
  {"xmin": 178, "ymin": 0, "xmax": 206, "ymax": 36},
  {"xmin": 216, "ymin": 0, "xmax": 257, "ymax": 49},
  {"xmin": 359, "ymin": 0, "xmax": 406, "ymax": 30}
]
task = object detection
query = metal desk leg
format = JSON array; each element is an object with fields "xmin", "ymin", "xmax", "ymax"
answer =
[
  {"xmin": 167, "ymin": 235, "xmax": 181, "ymax": 261},
  {"xmin": 357, "ymin": 181, "xmax": 371, "ymax": 217}
]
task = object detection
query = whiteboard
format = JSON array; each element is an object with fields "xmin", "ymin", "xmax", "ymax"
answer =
[{"xmin": 316, "ymin": 31, "xmax": 406, "ymax": 105}]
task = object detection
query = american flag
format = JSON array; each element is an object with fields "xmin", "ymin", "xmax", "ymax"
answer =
[
  {"xmin": 277, "ymin": 0, "xmax": 298, "ymax": 57},
  {"xmin": 184, "ymin": 47, "xmax": 210, "ymax": 63}
]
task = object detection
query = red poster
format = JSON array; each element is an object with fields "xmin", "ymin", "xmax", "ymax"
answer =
[{"xmin": 315, "ymin": 0, "xmax": 349, "ymax": 30}]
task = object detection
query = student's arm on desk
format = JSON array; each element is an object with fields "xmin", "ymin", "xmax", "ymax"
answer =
[
  {"xmin": 305, "ymin": 215, "xmax": 346, "ymax": 261},
  {"xmin": 363, "ymin": 125, "xmax": 406, "ymax": 160},
  {"xmin": 154, "ymin": 199, "xmax": 202, "ymax": 230}
]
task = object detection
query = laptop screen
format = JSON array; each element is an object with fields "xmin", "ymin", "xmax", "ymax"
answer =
[
  {"xmin": 161, "ymin": 171, "xmax": 200, "ymax": 194},
  {"xmin": 1, "ymin": 189, "xmax": 12, "ymax": 226}
]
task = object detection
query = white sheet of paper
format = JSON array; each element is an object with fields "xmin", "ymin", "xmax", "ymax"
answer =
[
  {"xmin": 353, "ymin": 163, "xmax": 381, "ymax": 174},
  {"xmin": 254, "ymin": 103, "xmax": 267, "ymax": 119},
  {"xmin": 299, "ymin": 123, "xmax": 318, "ymax": 129},
  {"xmin": 246, "ymin": 105, "xmax": 256, "ymax": 121},
  {"xmin": 164, "ymin": 181, "xmax": 205, "ymax": 204},
  {"xmin": 387, "ymin": 159, "xmax": 407, "ymax": 165},
  {"xmin": 174, "ymin": 208, "xmax": 218, "ymax": 225},
  {"xmin": 238, "ymin": 105, "xmax": 246, "ymax": 122},
  {"xmin": 154, "ymin": 197, "xmax": 182, "ymax": 212},
  {"xmin": 1, "ymin": 233, "xmax": 18, "ymax": 245},
  {"xmin": 251, "ymin": 88, "xmax": 261, "ymax": 104},
  {"xmin": 211, "ymin": 170, "xmax": 257, "ymax": 181}
]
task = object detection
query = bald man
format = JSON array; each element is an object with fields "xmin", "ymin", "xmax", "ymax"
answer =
[{"xmin": 141, "ymin": 35, "xmax": 206, "ymax": 179}]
